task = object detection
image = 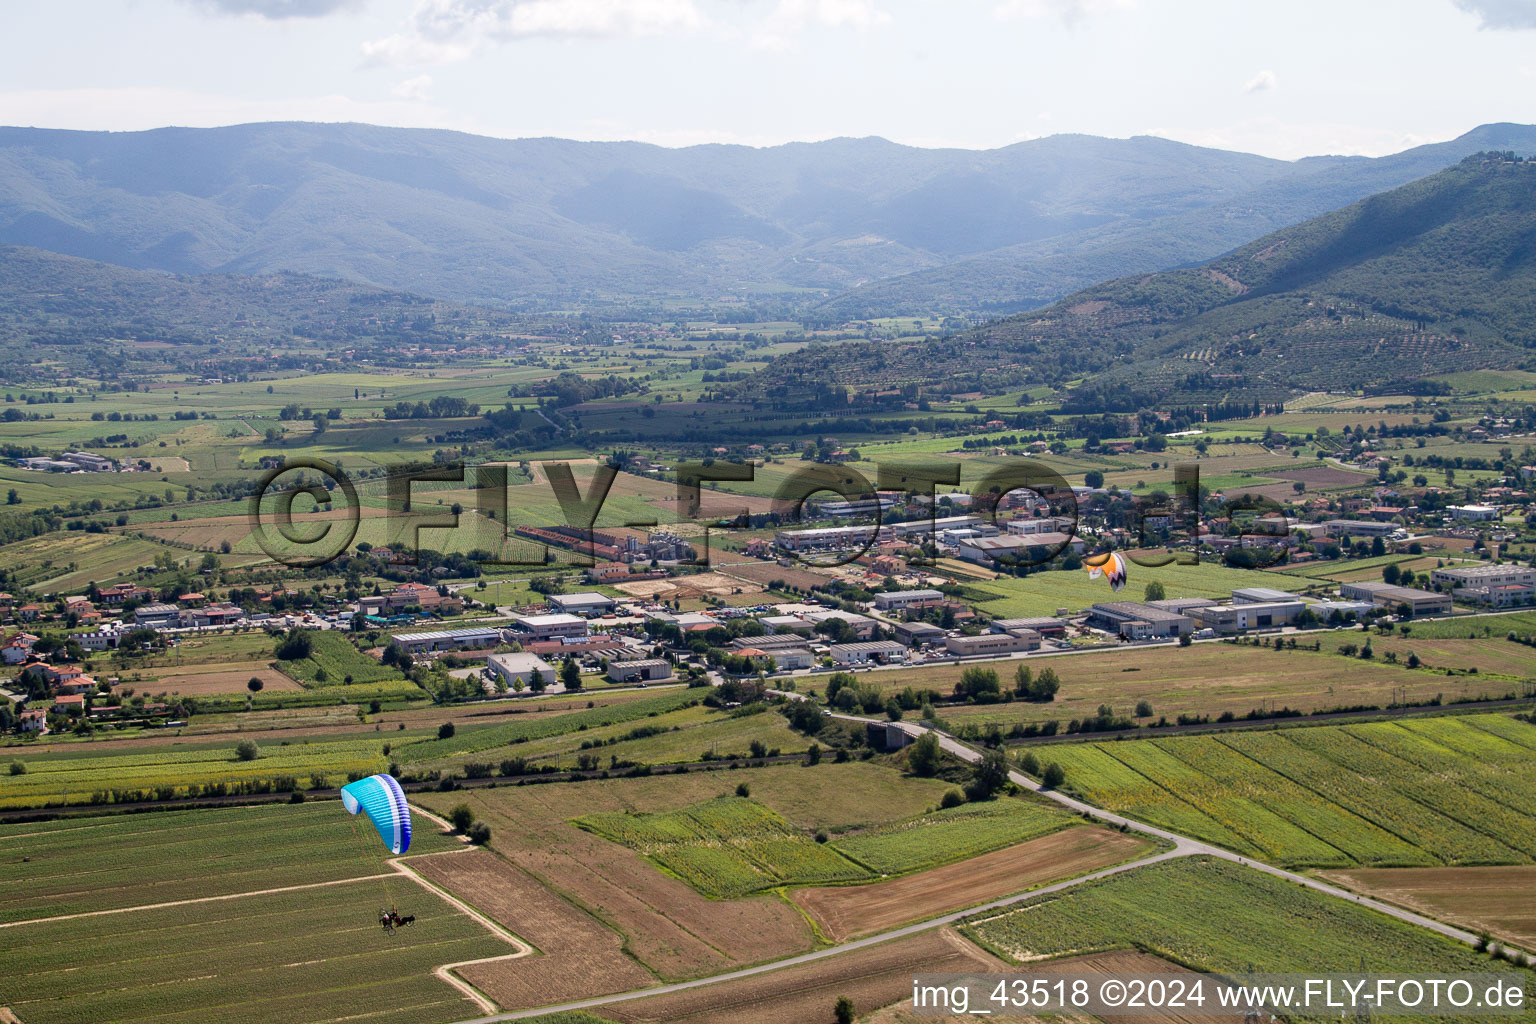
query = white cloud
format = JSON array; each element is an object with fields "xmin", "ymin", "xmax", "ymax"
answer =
[
  {"xmin": 362, "ymin": 0, "xmax": 705, "ymax": 66},
  {"xmin": 752, "ymin": 0, "xmax": 891, "ymax": 51},
  {"xmin": 1451, "ymin": 0, "xmax": 1536, "ymax": 29},
  {"xmin": 183, "ymin": 0, "xmax": 362, "ymax": 17},
  {"xmin": 993, "ymin": 0, "xmax": 1138, "ymax": 27},
  {"xmin": 392, "ymin": 74, "xmax": 435, "ymax": 101},
  {"xmin": 1244, "ymin": 69, "xmax": 1277, "ymax": 94}
]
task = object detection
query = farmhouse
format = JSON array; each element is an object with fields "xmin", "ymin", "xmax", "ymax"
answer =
[
  {"xmin": 97, "ymin": 583, "xmax": 152, "ymax": 606},
  {"xmin": 19, "ymin": 708, "xmax": 47, "ymax": 733},
  {"xmin": 54, "ymin": 675, "xmax": 97, "ymax": 696},
  {"xmin": 606, "ymin": 658, "xmax": 674, "ymax": 683}
]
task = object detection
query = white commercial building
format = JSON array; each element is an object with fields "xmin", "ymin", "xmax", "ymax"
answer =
[
  {"xmin": 829, "ymin": 640, "xmax": 909, "ymax": 666},
  {"xmin": 945, "ymin": 631, "xmax": 1040, "ymax": 656},
  {"xmin": 486, "ymin": 652, "xmax": 558, "ymax": 689},
  {"xmin": 774, "ymin": 526, "xmax": 877, "ymax": 552},
  {"xmin": 549, "ymin": 592, "xmax": 618, "ymax": 616},
  {"xmin": 607, "ymin": 658, "xmax": 674, "ymax": 683},
  {"xmin": 872, "ymin": 589, "xmax": 945, "ymax": 611},
  {"xmin": 509, "ymin": 613, "xmax": 590, "ymax": 641},
  {"xmin": 1430, "ymin": 564, "xmax": 1536, "ymax": 589},
  {"xmin": 1448, "ymin": 505, "xmax": 1499, "ymax": 522}
]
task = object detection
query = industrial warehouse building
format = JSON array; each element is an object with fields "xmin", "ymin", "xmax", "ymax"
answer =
[
  {"xmin": 508, "ymin": 613, "xmax": 590, "ymax": 641},
  {"xmin": 945, "ymin": 630, "xmax": 1040, "ymax": 657},
  {"xmin": 606, "ymin": 658, "xmax": 675, "ymax": 683},
  {"xmin": 989, "ymin": 616, "xmax": 1067, "ymax": 637},
  {"xmin": 1189, "ymin": 600, "xmax": 1304, "ymax": 635},
  {"xmin": 548, "ymin": 592, "xmax": 619, "ymax": 616},
  {"xmin": 773, "ymin": 526, "xmax": 877, "ymax": 552},
  {"xmin": 829, "ymin": 640, "xmax": 909, "ymax": 666},
  {"xmin": 486, "ymin": 652, "xmax": 558, "ymax": 689},
  {"xmin": 872, "ymin": 588, "xmax": 946, "ymax": 611},
  {"xmin": 1338, "ymin": 581, "xmax": 1452, "ymax": 617},
  {"xmin": 1087, "ymin": 602, "xmax": 1194, "ymax": 639},
  {"xmin": 1430, "ymin": 564, "xmax": 1536, "ymax": 589},
  {"xmin": 394, "ymin": 626, "xmax": 506, "ymax": 655}
]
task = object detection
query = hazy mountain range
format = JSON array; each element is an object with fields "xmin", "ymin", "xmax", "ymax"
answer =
[
  {"xmin": 743, "ymin": 154, "xmax": 1536, "ymax": 405},
  {"xmin": 2, "ymin": 121, "xmax": 1532, "ymax": 313}
]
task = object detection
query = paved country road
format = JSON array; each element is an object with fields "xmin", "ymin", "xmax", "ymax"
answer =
[{"xmin": 449, "ymin": 714, "xmax": 1484, "ymax": 1023}]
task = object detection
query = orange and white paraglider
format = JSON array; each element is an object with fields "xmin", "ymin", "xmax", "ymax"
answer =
[{"xmin": 1084, "ymin": 551, "xmax": 1128, "ymax": 591}]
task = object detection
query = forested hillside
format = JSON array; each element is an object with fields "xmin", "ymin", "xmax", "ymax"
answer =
[{"xmin": 741, "ymin": 154, "xmax": 1536, "ymax": 409}]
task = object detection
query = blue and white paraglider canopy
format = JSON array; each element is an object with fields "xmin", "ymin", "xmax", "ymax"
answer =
[{"xmin": 340, "ymin": 773, "xmax": 412, "ymax": 855}]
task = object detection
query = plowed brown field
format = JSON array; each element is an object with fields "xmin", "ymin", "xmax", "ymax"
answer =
[
  {"xmin": 1323, "ymin": 865, "xmax": 1536, "ymax": 950},
  {"xmin": 792, "ymin": 826, "xmax": 1151, "ymax": 941},
  {"xmin": 411, "ymin": 849, "xmax": 654, "ymax": 1010},
  {"xmin": 599, "ymin": 928, "xmax": 1001, "ymax": 1024}
]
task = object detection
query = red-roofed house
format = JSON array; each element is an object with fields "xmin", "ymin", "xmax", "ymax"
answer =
[
  {"xmin": 20, "ymin": 708, "xmax": 47, "ymax": 734},
  {"xmin": 2, "ymin": 632, "xmax": 37, "ymax": 665},
  {"xmin": 98, "ymin": 583, "xmax": 153, "ymax": 606},
  {"xmin": 52, "ymin": 694, "xmax": 86, "ymax": 713},
  {"xmin": 55, "ymin": 675, "xmax": 97, "ymax": 696}
]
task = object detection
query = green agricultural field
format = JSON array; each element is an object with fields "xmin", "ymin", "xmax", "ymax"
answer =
[
  {"xmin": 578, "ymin": 795, "xmax": 870, "ymax": 898},
  {"xmin": 832, "ymin": 798, "xmax": 1069, "ymax": 875},
  {"xmin": 3, "ymin": 869, "xmax": 507, "ymax": 1024},
  {"xmin": 1044, "ymin": 715, "xmax": 1536, "ymax": 868},
  {"xmin": 965, "ymin": 856, "xmax": 1532, "ymax": 1020},
  {"xmin": 1387, "ymin": 610, "xmax": 1536, "ymax": 639},
  {"xmin": 434, "ymin": 703, "xmax": 805, "ymax": 773},
  {"xmin": 398, "ymin": 687, "xmax": 703, "ymax": 763},
  {"xmin": 0, "ymin": 802, "xmax": 462, "ymax": 923},
  {"xmin": 0, "ymin": 736, "xmax": 391, "ymax": 809},
  {"xmin": 968, "ymin": 560, "xmax": 1299, "ymax": 618},
  {"xmin": 274, "ymin": 630, "xmax": 408, "ymax": 687},
  {"xmin": 1, "ymin": 530, "xmax": 193, "ymax": 592},
  {"xmin": 578, "ymin": 791, "xmax": 1074, "ymax": 898},
  {"xmin": 845, "ymin": 641, "xmax": 1511, "ymax": 729}
]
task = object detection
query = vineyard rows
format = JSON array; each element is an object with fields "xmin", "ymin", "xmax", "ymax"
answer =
[
  {"xmin": 964, "ymin": 856, "xmax": 1525, "ymax": 1022},
  {"xmin": 577, "ymin": 794, "xmax": 1074, "ymax": 898},
  {"xmin": 1045, "ymin": 715, "xmax": 1536, "ymax": 868}
]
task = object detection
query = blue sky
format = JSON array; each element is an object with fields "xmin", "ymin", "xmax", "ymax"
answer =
[{"xmin": 1, "ymin": 0, "xmax": 1533, "ymax": 159}]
